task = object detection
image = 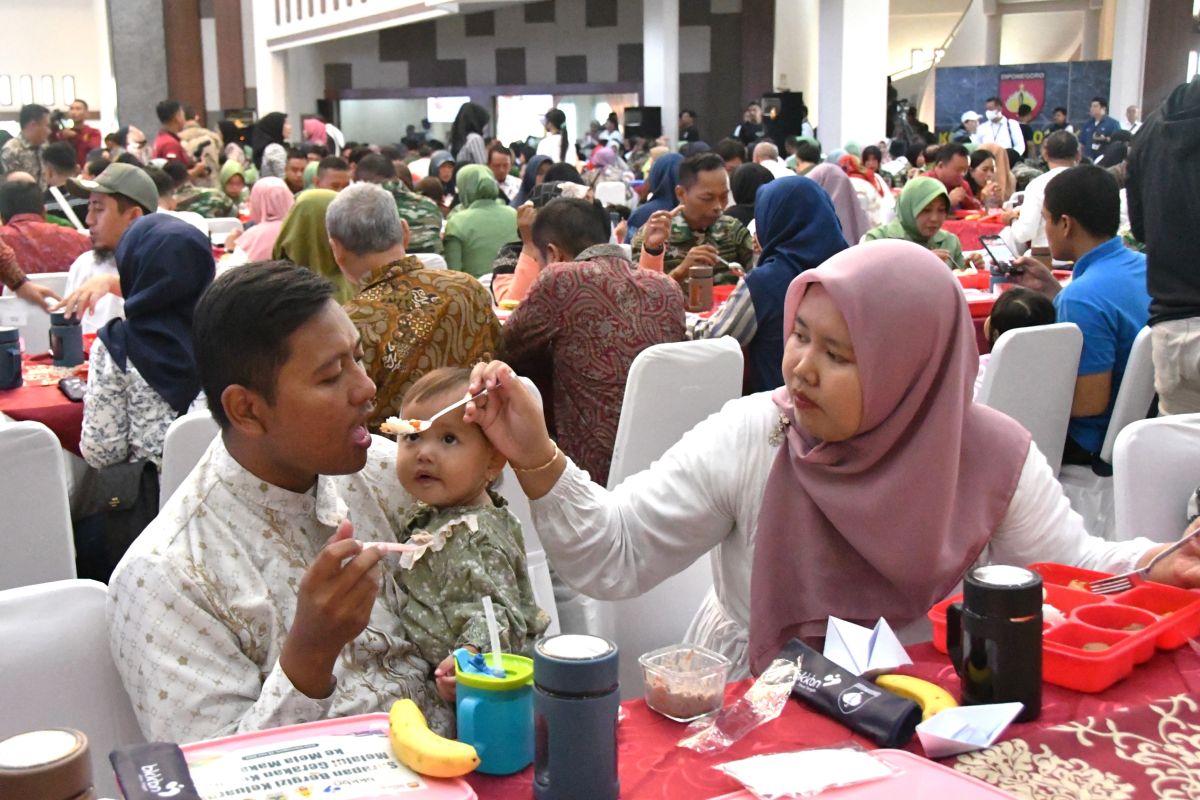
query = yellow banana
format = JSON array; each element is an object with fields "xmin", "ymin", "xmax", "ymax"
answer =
[
  {"xmin": 874, "ymin": 674, "xmax": 958, "ymax": 721},
  {"xmin": 388, "ymin": 699, "xmax": 480, "ymax": 778}
]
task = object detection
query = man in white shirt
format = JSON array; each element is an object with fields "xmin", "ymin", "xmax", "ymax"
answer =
[
  {"xmin": 107, "ymin": 262, "xmax": 450, "ymax": 743},
  {"xmin": 1011, "ymin": 130, "xmax": 1079, "ymax": 250},
  {"xmin": 1123, "ymin": 105, "xmax": 1142, "ymax": 135},
  {"xmin": 488, "ymin": 145, "xmax": 521, "ymax": 202},
  {"xmin": 978, "ymin": 97, "xmax": 1026, "ymax": 157},
  {"xmin": 752, "ymin": 141, "xmax": 793, "ymax": 179}
]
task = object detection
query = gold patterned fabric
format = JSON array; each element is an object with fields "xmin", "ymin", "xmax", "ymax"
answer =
[
  {"xmin": 343, "ymin": 256, "xmax": 500, "ymax": 431},
  {"xmin": 955, "ymin": 693, "xmax": 1200, "ymax": 798}
]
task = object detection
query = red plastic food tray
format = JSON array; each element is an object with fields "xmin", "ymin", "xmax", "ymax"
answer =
[{"xmin": 928, "ymin": 563, "xmax": 1200, "ymax": 693}]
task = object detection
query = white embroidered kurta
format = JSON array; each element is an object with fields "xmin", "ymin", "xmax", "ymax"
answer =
[
  {"xmin": 531, "ymin": 392, "xmax": 1159, "ymax": 679},
  {"xmin": 107, "ymin": 434, "xmax": 452, "ymax": 742}
]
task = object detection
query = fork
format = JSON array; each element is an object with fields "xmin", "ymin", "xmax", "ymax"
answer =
[{"xmin": 1087, "ymin": 528, "xmax": 1200, "ymax": 594}]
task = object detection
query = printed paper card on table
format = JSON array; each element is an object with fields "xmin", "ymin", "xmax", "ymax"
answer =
[
  {"xmin": 822, "ymin": 617, "xmax": 913, "ymax": 677},
  {"xmin": 916, "ymin": 702, "xmax": 1024, "ymax": 758}
]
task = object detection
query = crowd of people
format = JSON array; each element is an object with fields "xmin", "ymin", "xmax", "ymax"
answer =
[{"xmin": 2, "ymin": 75, "xmax": 1199, "ymax": 745}]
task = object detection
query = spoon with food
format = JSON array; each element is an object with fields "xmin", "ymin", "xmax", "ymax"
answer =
[{"xmin": 380, "ymin": 385, "xmax": 490, "ymax": 436}]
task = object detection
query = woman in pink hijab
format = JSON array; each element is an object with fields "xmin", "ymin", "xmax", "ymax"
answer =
[
  {"xmin": 232, "ymin": 177, "xmax": 295, "ymax": 263},
  {"xmin": 302, "ymin": 116, "xmax": 328, "ymax": 148},
  {"xmin": 460, "ymin": 240, "xmax": 1200, "ymax": 678},
  {"xmin": 807, "ymin": 164, "xmax": 871, "ymax": 244}
]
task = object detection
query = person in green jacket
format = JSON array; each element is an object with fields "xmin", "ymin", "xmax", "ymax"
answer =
[
  {"xmin": 272, "ymin": 189, "xmax": 354, "ymax": 302},
  {"xmin": 863, "ymin": 176, "xmax": 965, "ymax": 269},
  {"xmin": 443, "ymin": 164, "xmax": 518, "ymax": 278}
]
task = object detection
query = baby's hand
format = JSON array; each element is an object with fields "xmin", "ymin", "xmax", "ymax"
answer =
[{"xmin": 434, "ymin": 653, "xmax": 458, "ymax": 703}]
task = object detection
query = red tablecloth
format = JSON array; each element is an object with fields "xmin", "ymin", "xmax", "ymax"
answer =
[
  {"xmin": 0, "ymin": 356, "xmax": 84, "ymax": 454},
  {"xmin": 465, "ymin": 642, "xmax": 1200, "ymax": 799},
  {"xmin": 944, "ymin": 219, "xmax": 1007, "ymax": 251}
]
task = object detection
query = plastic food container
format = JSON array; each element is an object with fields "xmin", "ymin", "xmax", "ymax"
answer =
[
  {"xmin": 638, "ymin": 644, "xmax": 731, "ymax": 722},
  {"xmin": 928, "ymin": 563, "xmax": 1200, "ymax": 693}
]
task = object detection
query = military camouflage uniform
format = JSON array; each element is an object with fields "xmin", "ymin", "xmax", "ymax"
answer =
[
  {"xmin": 1, "ymin": 135, "xmax": 44, "ymax": 189},
  {"xmin": 396, "ymin": 494, "xmax": 550, "ymax": 673},
  {"xmin": 632, "ymin": 212, "xmax": 754, "ymax": 285},
  {"xmin": 383, "ymin": 180, "xmax": 444, "ymax": 254},
  {"xmin": 175, "ymin": 185, "xmax": 238, "ymax": 219}
]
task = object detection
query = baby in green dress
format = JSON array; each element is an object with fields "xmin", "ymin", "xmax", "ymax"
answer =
[{"xmin": 387, "ymin": 367, "xmax": 550, "ymax": 704}]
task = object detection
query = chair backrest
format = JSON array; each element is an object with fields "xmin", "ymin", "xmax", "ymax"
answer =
[
  {"xmin": 618, "ymin": 243, "xmax": 633, "ymax": 260},
  {"xmin": 594, "ymin": 181, "xmax": 627, "ymax": 208},
  {"xmin": 1003, "ymin": 190, "xmax": 1025, "ymax": 210},
  {"xmin": 0, "ymin": 579, "xmax": 146, "ymax": 798},
  {"xmin": 1113, "ymin": 413, "xmax": 1200, "ymax": 543},
  {"xmin": 977, "ymin": 323, "xmax": 1082, "ymax": 475},
  {"xmin": 2, "ymin": 271, "xmax": 70, "ymax": 298},
  {"xmin": 413, "ymin": 252, "xmax": 448, "ymax": 270},
  {"xmin": 608, "ymin": 337, "xmax": 745, "ymax": 488},
  {"xmin": 160, "ymin": 410, "xmax": 220, "ymax": 509},
  {"xmin": 0, "ymin": 421, "xmax": 75, "ymax": 590},
  {"xmin": 205, "ymin": 217, "xmax": 244, "ymax": 247},
  {"xmin": 0, "ymin": 294, "xmax": 52, "ymax": 354},
  {"xmin": 1099, "ymin": 326, "xmax": 1155, "ymax": 463},
  {"xmin": 603, "ymin": 337, "xmax": 744, "ymax": 697}
]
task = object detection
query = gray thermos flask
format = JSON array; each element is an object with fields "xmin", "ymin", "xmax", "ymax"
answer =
[
  {"xmin": 0, "ymin": 327, "xmax": 22, "ymax": 389},
  {"xmin": 49, "ymin": 313, "xmax": 83, "ymax": 368},
  {"xmin": 533, "ymin": 634, "xmax": 620, "ymax": 800}
]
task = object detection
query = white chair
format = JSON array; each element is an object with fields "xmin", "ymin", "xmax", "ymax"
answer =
[
  {"xmin": 1059, "ymin": 327, "xmax": 1157, "ymax": 540},
  {"xmin": 413, "ymin": 252, "xmax": 448, "ymax": 270},
  {"xmin": 618, "ymin": 243, "xmax": 633, "ymax": 260},
  {"xmin": 976, "ymin": 323, "xmax": 1082, "ymax": 476},
  {"xmin": 0, "ymin": 579, "xmax": 146, "ymax": 798},
  {"xmin": 490, "ymin": 378, "xmax": 561, "ymax": 636},
  {"xmin": 1, "ymin": 271, "xmax": 69, "ymax": 298},
  {"xmin": 0, "ymin": 421, "xmax": 75, "ymax": 590},
  {"xmin": 160, "ymin": 410, "xmax": 220, "ymax": 510},
  {"xmin": 594, "ymin": 181, "xmax": 628, "ymax": 208},
  {"xmin": 0, "ymin": 294, "xmax": 53, "ymax": 354},
  {"xmin": 1112, "ymin": 414, "xmax": 1200, "ymax": 543},
  {"xmin": 598, "ymin": 337, "xmax": 745, "ymax": 698},
  {"xmin": 205, "ymin": 217, "xmax": 244, "ymax": 248}
]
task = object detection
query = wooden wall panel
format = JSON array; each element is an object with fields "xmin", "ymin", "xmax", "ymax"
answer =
[
  {"xmin": 162, "ymin": 0, "xmax": 206, "ymax": 117},
  {"xmin": 214, "ymin": 0, "xmax": 247, "ymax": 111}
]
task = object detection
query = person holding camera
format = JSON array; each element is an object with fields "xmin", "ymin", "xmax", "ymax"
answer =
[{"xmin": 55, "ymin": 99, "xmax": 102, "ymax": 168}]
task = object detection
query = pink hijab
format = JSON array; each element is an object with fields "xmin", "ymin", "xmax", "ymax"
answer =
[
  {"xmin": 807, "ymin": 164, "xmax": 871, "ymax": 245},
  {"xmin": 747, "ymin": 240, "xmax": 1031, "ymax": 674},
  {"xmin": 303, "ymin": 117, "xmax": 328, "ymax": 146},
  {"xmin": 236, "ymin": 177, "xmax": 295, "ymax": 262}
]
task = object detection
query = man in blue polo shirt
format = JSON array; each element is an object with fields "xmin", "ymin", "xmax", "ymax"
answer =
[
  {"xmin": 1012, "ymin": 164, "xmax": 1150, "ymax": 464},
  {"xmin": 1079, "ymin": 97, "xmax": 1122, "ymax": 162}
]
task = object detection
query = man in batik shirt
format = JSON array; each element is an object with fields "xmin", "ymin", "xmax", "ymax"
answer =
[{"xmin": 329, "ymin": 183, "xmax": 499, "ymax": 431}]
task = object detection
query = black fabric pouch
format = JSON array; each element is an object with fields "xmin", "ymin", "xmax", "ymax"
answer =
[
  {"xmin": 71, "ymin": 459, "xmax": 160, "ymax": 582},
  {"xmin": 778, "ymin": 638, "xmax": 922, "ymax": 748}
]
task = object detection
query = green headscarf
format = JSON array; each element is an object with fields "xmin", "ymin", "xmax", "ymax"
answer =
[
  {"xmin": 219, "ymin": 160, "xmax": 247, "ymax": 201},
  {"xmin": 303, "ymin": 161, "xmax": 319, "ymax": 190},
  {"xmin": 863, "ymin": 176, "xmax": 964, "ymax": 268},
  {"xmin": 271, "ymin": 189, "xmax": 354, "ymax": 302},
  {"xmin": 455, "ymin": 164, "xmax": 500, "ymax": 207},
  {"xmin": 843, "ymin": 141, "xmax": 862, "ymax": 157}
]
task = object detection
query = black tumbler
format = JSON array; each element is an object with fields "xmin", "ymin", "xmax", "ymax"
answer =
[
  {"xmin": 533, "ymin": 634, "xmax": 619, "ymax": 800},
  {"xmin": 947, "ymin": 564, "xmax": 1043, "ymax": 722}
]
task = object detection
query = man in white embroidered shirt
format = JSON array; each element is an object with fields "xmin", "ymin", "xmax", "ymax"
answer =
[
  {"xmin": 107, "ymin": 262, "xmax": 451, "ymax": 742},
  {"xmin": 977, "ymin": 96, "xmax": 1026, "ymax": 158}
]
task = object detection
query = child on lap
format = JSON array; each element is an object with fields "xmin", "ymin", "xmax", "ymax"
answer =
[{"xmin": 384, "ymin": 367, "xmax": 550, "ymax": 705}]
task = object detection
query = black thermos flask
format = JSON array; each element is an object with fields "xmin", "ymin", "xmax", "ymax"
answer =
[
  {"xmin": 532, "ymin": 634, "xmax": 620, "ymax": 800},
  {"xmin": 947, "ymin": 564, "xmax": 1043, "ymax": 722}
]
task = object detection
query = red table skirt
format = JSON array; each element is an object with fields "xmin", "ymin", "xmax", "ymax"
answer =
[
  {"xmin": 465, "ymin": 642, "xmax": 1200, "ymax": 799},
  {"xmin": 0, "ymin": 357, "xmax": 85, "ymax": 454},
  {"xmin": 944, "ymin": 219, "xmax": 1007, "ymax": 251}
]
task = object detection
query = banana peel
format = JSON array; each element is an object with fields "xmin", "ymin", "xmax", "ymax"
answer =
[
  {"xmin": 388, "ymin": 699, "xmax": 480, "ymax": 778},
  {"xmin": 873, "ymin": 674, "xmax": 958, "ymax": 721}
]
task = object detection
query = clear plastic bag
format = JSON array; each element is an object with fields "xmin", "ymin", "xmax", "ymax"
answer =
[
  {"xmin": 716, "ymin": 744, "xmax": 899, "ymax": 799},
  {"xmin": 677, "ymin": 656, "xmax": 799, "ymax": 753}
]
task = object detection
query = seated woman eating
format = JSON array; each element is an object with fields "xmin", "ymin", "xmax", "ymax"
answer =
[
  {"xmin": 463, "ymin": 240, "xmax": 1200, "ymax": 679},
  {"xmin": 864, "ymin": 176, "xmax": 979, "ymax": 270}
]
